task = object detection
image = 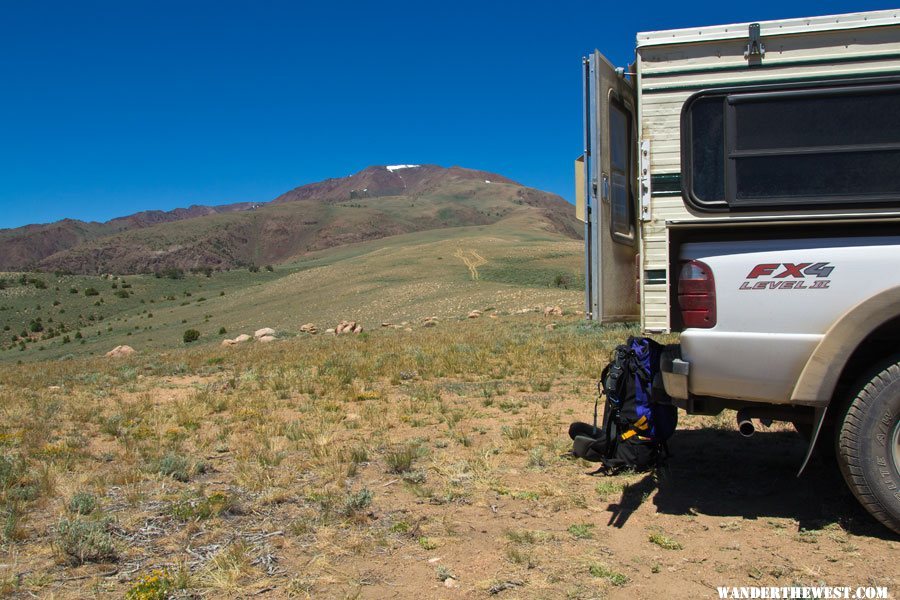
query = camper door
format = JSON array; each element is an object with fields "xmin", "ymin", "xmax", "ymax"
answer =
[{"xmin": 579, "ymin": 51, "xmax": 638, "ymax": 322}]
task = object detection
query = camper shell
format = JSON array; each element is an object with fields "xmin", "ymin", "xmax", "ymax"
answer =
[{"xmin": 579, "ymin": 9, "xmax": 900, "ymax": 331}]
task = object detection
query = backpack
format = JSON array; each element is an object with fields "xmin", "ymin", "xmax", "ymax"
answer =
[{"xmin": 569, "ymin": 336, "xmax": 677, "ymax": 472}]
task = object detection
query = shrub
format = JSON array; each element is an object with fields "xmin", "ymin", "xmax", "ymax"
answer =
[
  {"xmin": 55, "ymin": 518, "xmax": 116, "ymax": 565},
  {"xmin": 69, "ymin": 287, "xmax": 78, "ymax": 294},
  {"xmin": 648, "ymin": 532, "xmax": 683, "ymax": 550},
  {"xmin": 218, "ymin": 327, "xmax": 227, "ymax": 335},
  {"xmin": 0, "ymin": 454, "xmax": 26, "ymax": 490},
  {"xmin": 126, "ymin": 569, "xmax": 173, "ymax": 600},
  {"xmin": 384, "ymin": 444, "xmax": 420, "ymax": 474},
  {"xmin": 84, "ymin": 287, "xmax": 99, "ymax": 297},
  {"xmin": 115, "ymin": 290, "xmax": 130, "ymax": 299},
  {"xmin": 169, "ymin": 492, "xmax": 233, "ymax": 521},
  {"xmin": 589, "ymin": 563, "xmax": 628, "ymax": 586},
  {"xmin": 341, "ymin": 489, "xmax": 373, "ymax": 517},
  {"xmin": 29, "ymin": 319, "xmax": 43, "ymax": 333},
  {"xmin": 151, "ymin": 453, "xmax": 205, "ymax": 482},
  {"xmin": 68, "ymin": 492, "xmax": 98, "ymax": 515},
  {"xmin": 265, "ymin": 265, "xmax": 274, "ymax": 272},
  {"xmin": 567, "ymin": 523, "xmax": 594, "ymax": 539},
  {"xmin": 182, "ymin": 329, "xmax": 200, "ymax": 344}
]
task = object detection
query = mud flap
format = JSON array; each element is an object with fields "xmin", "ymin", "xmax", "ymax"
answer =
[{"xmin": 797, "ymin": 404, "xmax": 828, "ymax": 477}]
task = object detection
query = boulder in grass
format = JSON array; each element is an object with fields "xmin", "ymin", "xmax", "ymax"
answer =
[
  {"xmin": 300, "ymin": 323, "xmax": 318, "ymax": 334},
  {"xmin": 468, "ymin": 310, "xmax": 482, "ymax": 319},
  {"xmin": 258, "ymin": 335, "xmax": 277, "ymax": 343},
  {"xmin": 543, "ymin": 306, "xmax": 563, "ymax": 317},
  {"xmin": 233, "ymin": 334, "xmax": 252, "ymax": 343},
  {"xmin": 254, "ymin": 328, "xmax": 275, "ymax": 339},
  {"xmin": 105, "ymin": 345, "xmax": 135, "ymax": 358},
  {"xmin": 221, "ymin": 339, "xmax": 238, "ymax": 347},
  {"xmin": 335, "ymin": 320, "xmax": 363, "ymax": 335}
]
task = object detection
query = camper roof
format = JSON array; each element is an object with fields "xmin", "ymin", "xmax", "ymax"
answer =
[{"xmin": 636, "ymin": 9, "xmax": 900, "ymax": 48}]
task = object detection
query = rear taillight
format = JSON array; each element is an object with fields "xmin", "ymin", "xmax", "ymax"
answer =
[{"xmin": 678, "ymin": 260, "xmax": 716, "ymax": 328}]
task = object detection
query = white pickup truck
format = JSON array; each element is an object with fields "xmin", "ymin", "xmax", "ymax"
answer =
[{"xmin": 578, "ymin": 10, "xmax": 900, "ymax": 533}]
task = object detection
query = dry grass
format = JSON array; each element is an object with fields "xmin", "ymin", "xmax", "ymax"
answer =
[{"xmin": 0, "ymin": 316, "xmax": 894, "ymax": 597}]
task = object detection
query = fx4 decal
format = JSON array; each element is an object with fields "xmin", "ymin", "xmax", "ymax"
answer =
[{"xmin": 739, "ymin": 262, "xmax": 833, "ymax": 291}]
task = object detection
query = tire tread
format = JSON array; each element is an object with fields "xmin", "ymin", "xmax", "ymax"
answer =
[{"xmin": 836, "ymin": 359, "xmax": 900, "ymax": 534}]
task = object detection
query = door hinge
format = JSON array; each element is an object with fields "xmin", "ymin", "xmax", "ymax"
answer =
[
  {"xmin": 744, "ymin": 23, "xmax": 765, "ymax": 61},
  {"xmin": 639, "ymin": 140, "xmax": 651, "ymax": 221}
]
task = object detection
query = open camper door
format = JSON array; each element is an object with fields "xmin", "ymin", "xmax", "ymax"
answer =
[{"xmin": 579, "ymin": 51, "xmax": 638, "ymax": 322}]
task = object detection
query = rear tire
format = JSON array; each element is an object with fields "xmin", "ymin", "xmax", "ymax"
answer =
[{"xmin": 835, "ymin": 354, "xmax": 900, "ymax": 534}]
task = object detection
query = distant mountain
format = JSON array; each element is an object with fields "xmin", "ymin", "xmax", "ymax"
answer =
[
  {"xmin": 0, "ymin": 202, "xmax": 259, "ymax": 271},
  {"xmin": 0, "ymin": 165, "xmax": 580, "ymax": 274}
]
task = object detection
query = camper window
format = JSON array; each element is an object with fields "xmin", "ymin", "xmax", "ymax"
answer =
[
  {"xmin": 609, "ymin": 102, "xmax": 633, "ymax": 241},
  {"xmin": 682, "ymin": 79, "xmax": 900, "ymax": 211}
]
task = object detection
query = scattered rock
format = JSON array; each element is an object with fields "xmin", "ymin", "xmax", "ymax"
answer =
[
  {"xmin": 221, "ymin": 339, "xmax": 238, "ymax": 347},
  {"xmin": 545, "ymin": 323, "xmax": 556, "ymax": 331},
  {"xmin": 254, "ymin": 328, "xmax": 276, "ymax": 339},
  {"xmin": 233, "ymin": 334, "xmax": 252, "ymax": 343},
  {"xmin": 422, "ymin": 317, "xmax": 438, "ymax": 328},
  {"xmin": 467, "ymin": 310, "xmax": 482, "ymax": 319},
  {"xmin": 489, "ymin": 314, "xmax": 499, "ymax": 319},
  {"xmin": 48, "ymin": 385, "xmax": 61, "ymax": 391},
  {"xmin": 381, "ymin": 322, "xmax": 393, "ymax": 328},
  {"xmin": 444, "ymin": 578, "xmax": 459, "ymax": 589},
  {"xmin": 105, "ymin": 345, "xmax": 135, "ymax": 358},
  {"xmin": 543, "ymin": 305, "xmax": 563, "ymax": 316},
  {"xmin": 427, "ymin": 557, "xmax": 442, "ymax": 564},
  {"xmin": 258, "ymin": 335, "xmax": 277, "ymax": 343},
  {"xmin": 335, "ymin": 321, "xmax": 363, "ymax": 335},
  {"xmin": 300, "ymin": 323, "xmax": 318, "ymax": 334},
  {"xmin": 325, "ymin": 328, "xmax": 336, "ymax": 335}
]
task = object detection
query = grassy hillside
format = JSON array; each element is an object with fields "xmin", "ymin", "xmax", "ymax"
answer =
[
  {"xmin": 0, "ymin": 223, "xmax": 583, "ymax": 364},
  {"xmin": 2, "ymin": 166, "xmax": 581, "ymax": 274}
]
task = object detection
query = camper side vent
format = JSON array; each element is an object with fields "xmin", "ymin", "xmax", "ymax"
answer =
[{"xmin": 744, "ymin": 23, "xmax": 765, "ymax": 61}]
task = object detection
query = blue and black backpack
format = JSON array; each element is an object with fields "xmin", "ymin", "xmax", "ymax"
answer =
[{"xmin": 569, "ymin": 337, "xmax": 677, "ymax": 472}]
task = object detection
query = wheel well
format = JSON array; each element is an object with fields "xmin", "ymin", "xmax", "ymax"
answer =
[{"xmin": 830, "ymin": 314, "xmax": 900, "ymax": 414}]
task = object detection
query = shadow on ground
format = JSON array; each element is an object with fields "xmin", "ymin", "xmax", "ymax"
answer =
[{"xmin": 603, "ymin": 428, "xmax": 897, "ymax": 540}]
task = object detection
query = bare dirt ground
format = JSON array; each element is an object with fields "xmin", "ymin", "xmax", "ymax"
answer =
[{"xmin": 0, "ymin": 317, "xmax": 896, "ymax": 599}]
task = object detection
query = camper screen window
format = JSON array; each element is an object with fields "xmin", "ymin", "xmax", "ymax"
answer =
[
  {"xmin": 683, "ymin": 81, "xmax": 900, "ymax": 210},
  {"xmin": 609, "ymin": 103, "xmax": 633, "ymax": 241}
]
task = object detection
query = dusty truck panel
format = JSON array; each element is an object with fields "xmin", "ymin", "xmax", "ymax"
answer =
[{"xmin": 579, "ymin": 9, "xmax": 900, "ymax": 533}]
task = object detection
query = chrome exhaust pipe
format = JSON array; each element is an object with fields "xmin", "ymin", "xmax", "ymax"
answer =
[{"xmin": 736, "ymin": 409, "xmax": 755, "ymax": 437}]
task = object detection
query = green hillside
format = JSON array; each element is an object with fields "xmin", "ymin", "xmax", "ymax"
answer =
[{"xmin": 0, "ymin": 223, "xmax": 583, "ymax": 363}]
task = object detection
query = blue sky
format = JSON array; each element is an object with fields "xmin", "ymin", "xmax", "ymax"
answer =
[{"xmin": 0, "ymin": 1, "xmax": 894, "ymax": 228}]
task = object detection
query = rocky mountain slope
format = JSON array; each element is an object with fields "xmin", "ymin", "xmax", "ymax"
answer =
[{"xmin": 1, "ymin": 165, "xmax": 580, "ymax": 274}]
